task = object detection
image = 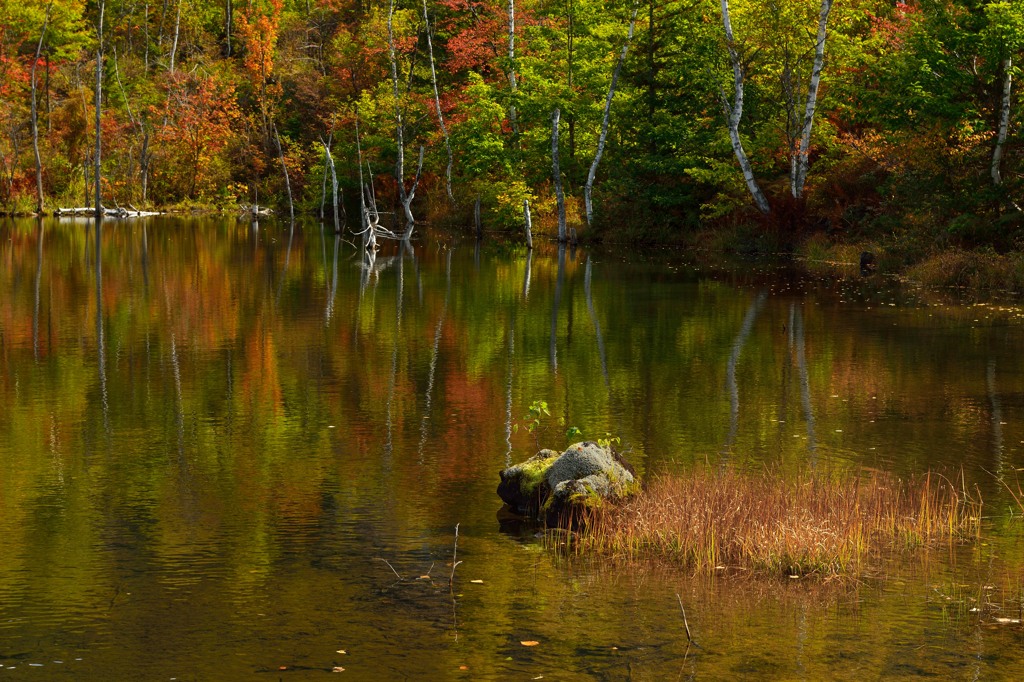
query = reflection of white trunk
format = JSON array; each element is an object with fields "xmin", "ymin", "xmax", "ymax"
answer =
[
  {"xmin": 384, "ymin": 252, "xmax": 406, "ymax": 460},
  {"xmin": 585, "ymin": 5, "xmax": 637, "ymax": 227},
  {"xmin": 552, "ymin": 109, "xmax": 567, "ymax": 242},
  {"xmin": 791, "ymin": 0, "xmax": 833, "ymax": 199},
  {"xmin": 987, "ymin": 359, "xmax": 1004, "ymax": 478},
  {"xmin": 584, "ymin": 257, "xmax": 609, "ymax": 386},
  {"xmin": 325, "ymin": 233, "xmax": 340, "ymax": 323},
  {"xmin": 723, "ymin": 292, "xmax": 766, "ymax": 454},
  {"xmin": 95, "ymin": 219, "xmax": 109, "ymax": 431},
  {"xmin": 992, "ymin": 58, "xmax": 1013, "ymax": 186},
  {"xmin": 422, "ymin": 0, "xmax": 453, "ymax": 203},
  {"xmin": 504, "ymin": 317, "xmax": 515, "ymax": 466},
  {"xmin": 34, "ymin": 222, "xmax": 44, "ymax": 361},
  {"xmin": 550, "ymin": 245, "xmax": 566, "ymax": 372},
  {"xmin": 793, "ymin": 304, "xmax": 816, "ymax": 458},
  {"xmin": 419, "ymin": 250, "xmax": 451, "ymax": 463},
  {"xmin": 719, "ymin": 0, "xmax": 770, "ymax": 215}
]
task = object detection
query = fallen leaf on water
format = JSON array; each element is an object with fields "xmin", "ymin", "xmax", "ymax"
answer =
[
  {"xmin": 521, "ymin": 641, "xmax": 539, "ymax": 647},
  {"xmin": 332, "ymin": 666, "xmax": 345, "ymax": 672},
  {"xmin": 459, "ymin": 665, "xmax": 468, "ymax": 670},
  {"xmin": 994, "ymin": 617, "xmax": 1021, "ymax": 624},
  {"xmin": 336, "ymin": 650, "xmax": 347, "ymax": 655},
  {"xmin": 279, "ymin": 666, "xmax": 288, "ymax": 671},
  {"xmin": 470, "ymin": 580, "xmax": 484, "ymax": 584},
  {"xmin": 418, "ymin": 575, "xmax": 431, "ymax": 580}
]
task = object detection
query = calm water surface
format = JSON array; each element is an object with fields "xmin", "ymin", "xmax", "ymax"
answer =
[{"xmin": 2, "ymin": 217, "xmax": 1024, "ymax": 680}]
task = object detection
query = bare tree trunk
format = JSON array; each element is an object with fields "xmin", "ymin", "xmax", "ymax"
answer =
[
  {"xmin": 387, "ymin": 0, "xmax": 417, "ymax": 238},
  {"xmin": 585, "ymin": 4, "xmax": 637, "ymax": 227},
  {"xmin": 507, "ymin": 0, "xmax": 519, "ymax": 136},
  {"xmin": 31, "ymin": 2, "xmax": 54, "ymax": 215},
  {"xmin": 95, "ymin": 0, "xmax": 106, "ymax": 218},
  {"xmin": 355, "ymin": 109, "xmax": 377, "ymax": 251},
  {"xmin": 552, "ymin": 108, "xmax": 567, "ymax": 242},
  {"xmin": 401, "ymin": 146, "xmax": 424, "ymax": 240},
  {"xmin": 322, "ymin": 137, "xmax": 341, "ymax": 233},
  {"xmin": 225, "ymin": 0, "xmax": 232, "ymax": 57},
  {"xmin": 993, "ymin": 57, "xmax": 1013, "ymax": 186},
  {"xmin": 422, "ymin": 0, "xmax": 454, "ymax": 203},
  {"xmin": 719, "ymin": 0, "xmax": 770, "ymax": 215},
  {"xmin": 273, "ymin": 122, "xmax": 294, "ymax": 221},
  {"xmin": 791, "ymin": 0, "xmax": 833, "ymax": 199},
  {"xmin": 523, "ymin": 198, "xmax": 533, "ymax": 249},
  {"xmin": 169, "ymin": 0, "xmax": 181, "ymax": 73},
  {"xmin": 320, "ymin": 135, "xmax": 330, "ymax": 219}
]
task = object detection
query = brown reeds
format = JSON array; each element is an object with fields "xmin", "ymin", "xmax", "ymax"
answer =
[{"xmin": 570, "ymin": 468, "xmax": 981, "ymax": 578}]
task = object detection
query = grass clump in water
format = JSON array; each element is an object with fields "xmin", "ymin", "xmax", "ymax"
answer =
[{"xmin": 569, "ymin": 467, "xmax": 981, "ymax": 578}]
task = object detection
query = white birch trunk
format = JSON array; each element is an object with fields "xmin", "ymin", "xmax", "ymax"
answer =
[
  {"xmin": 422, "ymin": 0, "xmax": 454, "ymax": 203},
  {"xmin": 320, "ymin": 136, "xmax": 329, "ymax": 219},
  {"xmin": 552, "ymin": 108, "xmax": 567, "ymax": 242},
  {"xmin": 585, "ymin": 4, "xmax": 637, "ymax": 227},
  {"xmin": 508, "ymin": 0, "xmax": 519, "ymax": 135},
  {"xmin": 387, "ymin": 0, "xmax": 415, "ymax": 238},
  {"xmin": 719, "ymin": 0, "xmax": 770, "ymax": 215},
  {"xmin": 401, "ymin": 146, "xmax": 425, "ymax": 240},
  {"xmin": 523, "ymin": 199, "xmax": 533, "ymax": 249},
  {"xmin": 95, "ymin": 0, "xmax": 105, "ymax": 217},
  {"xmin": 993, "ymin": 57, "xmax": 1013, "ymax": 186},
  {"xmin": 323, "ymin": 138, "xmax": 341, "ymax": 233},
  {"xmin": 31, "ymin": 2, "xmax": 53, "ymax": 215},
  {"xmin": 273, "ymin": 122, "xmax": 294, "ymax": 221},
  {"xmin": 170, "ymin": 0, "xmax": 181, "ymax": 74},
  {"xmin": 225, "ymin": 0, "xmax": 232, "ymax": 57},
  {"xmin": 791, "ymin": 0, "xmax": 833, "ymax": 199}
]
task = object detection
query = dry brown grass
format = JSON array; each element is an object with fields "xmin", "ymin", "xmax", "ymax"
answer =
[
  {"xmin": 567, "ymin": 467, "xmax": 981, "ymax": 578},
  {"xmin": 905, "ymin": 250, "xmax": 1024, "ymax": 291}
]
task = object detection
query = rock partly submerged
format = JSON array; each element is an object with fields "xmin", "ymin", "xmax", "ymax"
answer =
[{"xmin": 497, "ymin": 442, "xmax": 637, "ymax": 524}]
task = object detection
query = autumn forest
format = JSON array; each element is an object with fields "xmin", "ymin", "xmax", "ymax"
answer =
[{"xmin": 1, "ymin": 0, "xmax": 1022, "ymax": 247}]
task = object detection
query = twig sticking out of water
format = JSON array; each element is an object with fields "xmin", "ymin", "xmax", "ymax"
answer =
[
  {"xmin": 377, "ymin": 557, "xmax": 403, "ymax": 581},
  {"xmin": 676, "ymin": 593, "xmax": 693, "ymax": 644},
  {"xmin": 449, "ymin": 523, "xmax": 462, "ymax": 591}
]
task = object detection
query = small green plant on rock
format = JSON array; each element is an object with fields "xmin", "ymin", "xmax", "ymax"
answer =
[{"xmin": 513, "ymin": 400, "xmax": 587, "ymax": 448}]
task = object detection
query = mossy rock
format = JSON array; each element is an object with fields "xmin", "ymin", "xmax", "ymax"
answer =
[{"xmin": 497, "ymin": 442, "xmax": 637, "ymax": 524}]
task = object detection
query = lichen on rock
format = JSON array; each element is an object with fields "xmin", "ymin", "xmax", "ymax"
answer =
[{"xmin": 497, "ymin": 442, "xmax": 637, "ymax": 524}]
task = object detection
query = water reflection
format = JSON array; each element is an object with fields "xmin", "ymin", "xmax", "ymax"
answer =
[
  {"xmin": 1, "ymin": 218, "xmax": 1024, "ymax": 679},
  {"xmin": 723, "ymin": 291, "xmax": 766, "ymax": 457}
]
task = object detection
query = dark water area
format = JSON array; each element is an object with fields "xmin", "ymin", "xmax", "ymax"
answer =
[{"xmin": 2, "ymin": 216, "xmax": 1024, "ymax": 680}]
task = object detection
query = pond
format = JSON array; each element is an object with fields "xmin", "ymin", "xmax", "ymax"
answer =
[{"xmin": 2, "ymin": 217, "xmax": 1024, "ymax": 680}]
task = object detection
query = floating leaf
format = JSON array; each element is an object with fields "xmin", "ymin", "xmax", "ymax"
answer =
[
  {"xmin": 459, "ymin": 665, "xmax": 468, "ymax": 670},
  {"xmin": 470, "ymin": 579, "xmax": 484, "ymax": 584},
  {"xmin": 336, "ymin": 650, "xmax": 346, "ymax": 655},
  {"xmin": 418, "ymin": 575, "xmax": 431, "ymax": 580},
  {"xmin": 521, "ymin": 641, "xmax": 539, "ymax": 647},
  {"xmin": 332, "ymin": 666, "xmax": 345, "ymax": 672}
]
